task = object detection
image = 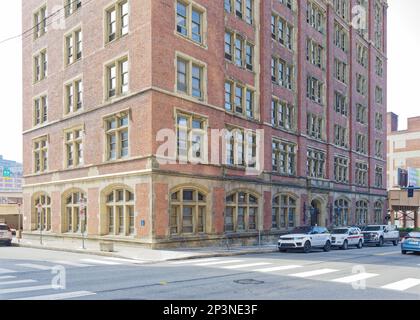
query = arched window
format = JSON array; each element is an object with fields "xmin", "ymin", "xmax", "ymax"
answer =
[
  {"xmin": 334, "ymin": 198, "xmax": 349, "ymax": 226},
  {"xmin": 65, "ymin": 191, "xmax": 86, "ymax": 233},
  {"xmin": 272, "ymin": 194, "xmax": 296, "ymax": 229},
  {"xmin": 225, "ymin": 191, "xmax": 258, "ymax": 232},
  {"xmin": 106, "ymin": 188, "xmax": 135, "ymax": 236},
  {"xmin": 374, "ymin": 201, "xmax": 383, "ymax": 224},
  {"xmin": 34, "ymin": 194, "xmax": 51, "ymax": 231},
  {"xmin": 355, "ymin": 200, "xmax": 368, "ymax": 226},
  {"xmin": 170, "ymin": 188, "xmax": 206, "ymax": 235}
]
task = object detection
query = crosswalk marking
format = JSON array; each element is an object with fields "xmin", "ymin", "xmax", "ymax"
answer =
[
  {"xmin": 0, "ymin": 279, "xmax": 37, "ymax": 286},
  {"xmin": 104, "ymin": 257, "xmax": 146, "ymax": 264},
  {"xmin": 222, "ymin": 262, "xmax": 272, "ymax": 269},
  {"xmin": 195, "ymin": 260, "xmax": 243, "ymax": 266},
  {"xmin": 290, "ymin": 269, "xmax": 339, "ymax": 278},
  {"xmin": 13, "ymin": 291, "xmax": 96, "ymax": 301},
  {"xmin": 332, "ymin": 273, "xmax": 379, "ymax": 284},
  {"xmin": 0, "ymin": 284, "xmax": 53, "ymax": 295},
  {"xmin": 252, "ymin": 265, "xmax": 303, "ymax": 273},
  {"xmin": 80, "ymin": 259, "xmax": 122, "ymax": 265},
  {"xmin": 54, "ymin": 261, "xmax": 93, "ymax": 268},
  {"xmin": 17, "ymin": 264, "xmax": 52, "ymax": 271},
  {"xmin": 0, "ymin": 276, "xmax": 16, "ymax": 280},
  {"xmin": 0, "ymin": 268, "xmax": 16, "ymax": 274},
  {"xmin": 171, "ymin": 258, "xmax": 220, "ymax": 265},
  {"xmin": 382, "ymin": 278, "xmax": 420, "ymax": 291}
]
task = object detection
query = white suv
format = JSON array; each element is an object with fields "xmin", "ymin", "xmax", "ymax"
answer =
[
  {"xmin": 331, "ymin": 227, "xmax": 364, "ymax": 250},
  {"xmin": 278, "ymin": 226, "xmax": 332, "ymax": 253},
  {"xmin": 0, "ymin": 224, "xmax": 13, "ymax": 246}
]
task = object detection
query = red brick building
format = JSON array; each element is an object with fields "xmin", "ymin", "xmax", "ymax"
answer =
[{"xmin": 22, "ymin": 0, "xmax": 388, "ymax": 248}]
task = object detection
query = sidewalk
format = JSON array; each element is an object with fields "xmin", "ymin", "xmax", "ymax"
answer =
[{"xmin": 12, "ymin": 237, "xmax": 278, "ymax": 263}]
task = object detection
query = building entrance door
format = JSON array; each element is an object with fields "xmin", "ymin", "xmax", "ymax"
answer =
[{"xmin": 311, "ymin": 200, "xmax": 321, "ymax": 226}]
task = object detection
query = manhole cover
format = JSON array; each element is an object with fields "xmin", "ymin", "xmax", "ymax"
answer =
[{"xmin": 234, "ymin": 279, "xmax": 265, "ymax": 285}]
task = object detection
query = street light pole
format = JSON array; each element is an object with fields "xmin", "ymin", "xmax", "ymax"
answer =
[{"xmin": 79, "ymin": 196, "xmax": 86, "ymax": 250}]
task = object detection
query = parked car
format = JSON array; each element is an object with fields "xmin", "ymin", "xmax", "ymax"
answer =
[
  {"xmin": 0, "ymin": 224, "xmax": 13, "ymax": 246},
  {"xmin": 331, "ymin": 227, "xmax": 364, "ymax": 250},
  {"xmin": 278, "ymin": 226, "xmax": 331, "ymax": 253},
  {"xmin": 362, "ymin": 225, "xmax": 400, "ymax": 247},
  {"xmin": 401, "ymin": 232, "xmax": 420, "ymax": 255}
]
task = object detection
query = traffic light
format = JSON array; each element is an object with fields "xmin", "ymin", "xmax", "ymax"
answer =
[{"xmin": 408, "ymin": 186, "xmax": 414, "ymax": 198}]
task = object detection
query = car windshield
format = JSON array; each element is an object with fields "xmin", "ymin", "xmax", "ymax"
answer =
[
  {"xmin": 408, "ymin": 232, "xmax": 420, "ymax": 238},
  {"xmin": 0, "ymin": 225, "xmax": 8, "ymax": 230},
  {"xmin": 290, "ymin": 226, "xmax": 312, "ymax": 234},
  {"xmin": 364, "ymin": 226, "xmax": 381, "ymax": 231},
  {"xmin": 332, "ymin": 229, "xmax": 349, "ymax": 234}
]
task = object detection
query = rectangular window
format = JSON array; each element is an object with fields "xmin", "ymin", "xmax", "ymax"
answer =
[
  {"xmin": 34, "ymin": 50, "xmax": 47, "ymax": 83},
  {"xmin": 224, "ymin": 31, "xmax": 232, "ymax": 60},
  {"xmin": 375, "ymin": 113, "xmax": 383, "ymax": 131},
  {"xmin": 176, "ymin": 1, "xmax": 204, "ymax": 44},
  {"xmin": 272, "ymin": 139, "xmax": 296, "ymax": 176},
  {"xmin": 176, "ymin": 113, "xmax": 206, "ymax": 163},
  {"xmin": 306, "ymin": 1, "xmax": 325, "ymax": 33},
  {"xmin": 105, "ymin": 112, "xmax": 129, "ymax": 160},
  {"xmin": 34, "ymin": 5, "xmax": 47, "ymax": 39},
  {"xmin": 34, "ymin": 95, "xmax": 48, "ymax": 126},
  {"xmin": 375, "ymin": 140, "xmax": 383, "ymax": 159},
  {"xmin": 225, "ymin": 80, "xmax": 255, "ymax": 119},
  {"xmin": 306, "ymin": 113, "xmax": 324, "ymax": 140},
  {"xmin": 106, "ymin": 0, "xmax": 129, "ymax": 43},
  {"xmin": 306, "ymin": 38, "xmax": 324, "ymax": 69},
  {"xmin": 356, "ymin": 43, "xmax": 368, "ymax": 68},
  {"xmin": 334, "ymin": 156, "xmax": 349, "ymax": 183},
  {"xmin": 375, "ymin": 57, "xmax": 383, "ymax": 77},
  {"xmin": 176, "ymin": 56, "xmax": 205, "ymax": 100},
  {"xmin": 356, "ymin": 162, "xmax": 368, "ymax": 186},
  {"xmin": 334, "ymin": 124, "xmax": 348, "ymax": 148},
  {"xmin": 334, "ymin": 58, "xmax": 347, "ymax": 84},
  {"xmin": 65, "ymin": 79, "xmax": 83, "ymax": 114},
  {"xmin": 65, "ymin": 128, "xmax": 83, "ymax": 168},
  {"xmin": 334, "ymin": 91, "xmax": 347, "ymax": 116},
  {"xmin": 356, "ymin": 73, "xmax": 367, "ymax": 95},
  {"xmin": 225, "ymin": 128, "xmax": 256, "ymax": 168},
  {"xmin": 33, "ymin": 136, "xmax": 48, "ymax": 173},
  {"xmin": 334, "ymin": 22, "xmax": 348, "ymax": 52},
  {"xmin": 272, "ymin": 99, "xmax": 295, "ymax": 131},
  {"xmin": 106, "ymin": 56, "xmax": 129, "ymax": 99},
  {"xmin": 356, "ymin": 104, "xmax": 367, "ymax": 124},
  {"xmin": 375, "ymin": 166, "xmax": 383, "ymax": 188},
  {"xmin": 65, "ymin": 0, "xmax": 82, "ymax": 17},
  {"xmin": 356, "ymin": 133, "xmax": 368, "ymax": 155},
  {"xmin": 306, "ymin": 76, "xmax": 323, "ymax": 104},
  {"xmin": 334, "ymin": 0, "xmax": 349, "ymax": 20},
  {"xmin": 272, "ymin": 56, "xmax": 294, "ymax": 90},
  {"xmin": 272, "ymin": 14, "xmax": 294, "ymax": 50},
  {"xmin": 228, "ymin": 0, "xmax": 253, "ymax": 24},
  {"xmin": 65, "ymin": 29, "xmax": 82, "ymax": 65},
  {"xmin": 307, "ymin": 148, "xmax": 326, "ymax": 179},
  {"xmin": 375, "ymin": 86, "xmax": 383, "ymax": 104}
]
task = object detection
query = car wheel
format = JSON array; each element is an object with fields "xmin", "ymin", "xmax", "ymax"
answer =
[
  {"xmin": 393, "ymin": 240, "xmax": 399, "ymax": 246},
  {"xmin": 357, "ymin": 240, "xmax": 363, "ymax": 249},
  {"xmin": 341, "ymin": 240, "xmax": 348, "ymax": 250},
  {"xmin": 303, "ymin": 241, "xmax": 311, "ymax": 253},
  {"xmin": 323, "ymin": 241, "xmax": 331, "ymax": 252},
  {"xmin": 376, "ymin": 237, "xmax": 384, "ymax": 247},
  {"xmin": 402, "ymin": 250, "xmax": 407, "ymax": 255}
]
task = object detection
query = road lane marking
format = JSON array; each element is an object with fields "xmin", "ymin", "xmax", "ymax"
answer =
[
  {"xmin": 80, "ymin": 259, "xmax": 122, "ymax": 265},
  {"xmin": 195, "ymin": 260, "xmax": 243, "ymax": 266},
  {"xmin": 17, "ymin": 264, "xmax": 52, "ymax": 271},
  {"xmin": 0, "ymin": 284, "xmax": 53, "ymax": 295},
  {"xmin": 222, "ymin": 262, "xmax": 272, "ymax": 269},
  {"xmin": 0, "ymin": 268, "xmax": 16, "ymax": 274},
  {"xmin": 374, "ymin": 251, "xmax": 400, "ymax": 256},
  {"xmin": 252, "ymin": 265, "xmax": 303, "ymax": 273},
  {"xmin": 54, "ymin": 261, "xmax": 93, "ymax": 267},
  {"xmin": 382, "ymin": 278, "xmax": 420, "ymax": 291},
  {"xmin": 13, "ymin": 291, "xmax": 96, "ymax": 301},
  {"xmin": 290, "ymin": 269, "xmax": 339, "ymax": 278},
  {"xmin": 104, "ymin": 257, "xmax": 146, "ymax": 264},
  {"xmin": 0, "ymin": 279, "xmax": 37, "ymax": 286},
  {"xmin": 0, "ymin": 276, "xmax": 16, "ymax": 280},
  {"xmin": 171, "ymin": 258, "xmax": 221, "ymax": 265},
  {"xmin": 332, "ymin": 273, "xmax": 379, "ymax": 283}
]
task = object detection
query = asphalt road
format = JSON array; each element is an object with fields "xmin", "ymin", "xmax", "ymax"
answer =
[{"xmin": 0, "ymin": 244, "xmax": 419, "ymax": 300}]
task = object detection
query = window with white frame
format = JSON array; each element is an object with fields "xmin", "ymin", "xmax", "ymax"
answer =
[
  {"xmin": 375, "ymin": 86, "xmax": 383, "ymax": 104},
  {"xmin": 34, "ymin": 5, "xmax": 47, "ymax": 39},
  {"xmin": 176, "ymin": 113, "xmax": 206, "ymax": 162},
  {"xmin": 225, "ymin": 191, "xmax": 258, "ymax": 232},
  {"xmin": 105, "ymin": 112, "xmax": 129, "ymax": 161},
  {"xmin": 224, "ymin": 30, "xmax": 254, "ymax": 71},
  {"xmin": 356, "ymin": 43, "xmax": 368, "ymax": 68},
  {"xmin": 334, "ymin": 22, "xmax": 348, "ymax": 52},
  {"xmin": 106, "ymin": 56, "xmax": 129, "ymax": 99},
  {"xmin": 34, "ymin": 95, "xmax": 48, "ymax": 126},
  {"xmin": 224, "ymin": 0, "xmax": 254, "ymax": 24},
  {"xmin": 306, "ymin": 76, "xmax": 324, "ymax": 104},
  {"xmin": 272, "ymin": 57, "xmax": 294, "ymax": 90},
  {"xmin": 306, "ymin": 38, "xmax": 324, "ymax": 69},
  {"xmin": 334, "ymin": 91, "xmax": 347, "ymax": 116},
  {"xmin": 334, "ymin": 124, "xmax": 348, "ymax": 148},
  {"xmin": 65, "ymin": 28, "xmax": 82, "ymax": 66},
  {"xmin": 34, "ymin": 49, "xmax": 47, "ymax": 83},
  {"xmin": 170, "ymin": 188, "xmax": 206, "ymax": 235},
  {"xmin": 225, "ymin": 127, "xmax": 256, "ymax": 168},
  {"xmin": 65, "ymin": 79, "xmax": 83, "ymax": 114},
  {"xmin": 176, "ymin": 56, "xmax": 205, "ymax": 100},
  {"xmin": 356, "ymin": 103, "xmax": 367, "ymax": 124},
  {"xmin": 33, "ymin": 136, "xmax": 48, "ymax": 173},
  {"xmin": 355, "ymin": 200, "xmax": 368, "ymax": 226},
  {"xmin": 356, "ymin": 133, "xmax": 368, "ymax": 154},
  {"xmin": 34, "ymin": 194, "xmax": 51, "ymax": 231},
  {"xmin": 374, "ymin": 1, "xmax": 383, "ymax": 50},
  {"xmin": 176, "ymin": 1, "xmax": 205, "ymax": 44},
  {"xmin": 106, "ymin": 0, "xmax": 129, "ymax": 43},
  {"xmin": 356, "ymin": 73, "xmax": 367, "ymax": 95},
  {"xmin": 375, "ymin": 140, "xmax": 383, "ymax": 159},
  {"xmin": 307, "ymin": 148, "xmax": 326, "ymax": 179},
  {"xmin": 334, "ymin": 198, "xmax": 349, "ymax": 226},
  {"xmin": 334, "ymin": 156, "xmax": 349, "ymax": 183},
  {"xmin": 306, "ymin": 113, "xmax": 324, "ymax": 140},
  {"xmin": 334, "ymin": 58, "xmax": 348, "ymax": 84},
  {"xmin": 375, "ymin": 166, "xmax": 384, "ymax": 188},
  {"xmin": 225, "ymin": 80, "xmax": 255, "ymax": 118},
  {"xmin": 271, "ymin": 13, "xmax": 294, "ymax": 50},
  {"xmin": 374, "ymin": 201, "xmax": 383, "ymax": 223},
  {"xmin": 333, "ymin": 0, "xmax": 349, "ymax": 21},
  {"xmin": 306, "ymin": 1, "xmax": 325, "ymax": 33},
  {"xmin": 375, "ymin": 57, "xmax": 383, "ymax": 77},
  {"xmin": 65, "ymin": 0, "xmax": 82, "ymax": 17},
  {"xmin": 65, "ymin": 127, "xmax": 83, "ymax": 168},
  {"xmin": 65, "ymin": 191, "xmax": 86, "ymax": 233},
  {"xmin": 355, "ymin": 162, "xmax": 368, "ymax": 186},
  {"xmin": 375, "ymin": 113, "xmax": 383, "ymax": 131}
]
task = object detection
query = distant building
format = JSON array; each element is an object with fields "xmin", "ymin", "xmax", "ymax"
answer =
[
  {"xmin": 0, "ymin": 155, "xmax": 23, "ymax": 228},
  {"xmin": 387, "ymin": 113, "xmax": 420, "ymax": 228}
]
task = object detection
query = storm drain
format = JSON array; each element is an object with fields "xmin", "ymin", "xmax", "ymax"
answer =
[{"xmin": 234, "ymin": 279, "xmax": 265, "ymax": 285}]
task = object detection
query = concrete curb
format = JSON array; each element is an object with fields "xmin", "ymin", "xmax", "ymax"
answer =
[{"xmin": 13, "ymin": 242, "xmax": 278, "ymax": 263}]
